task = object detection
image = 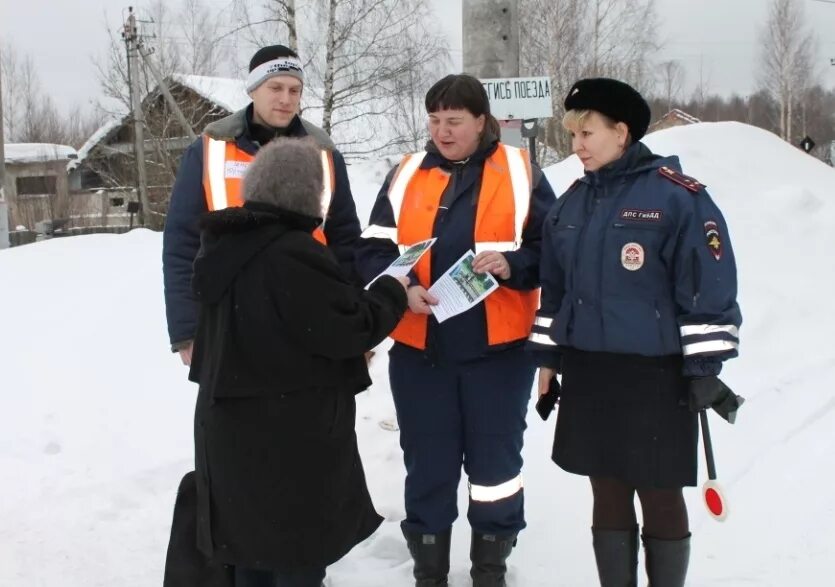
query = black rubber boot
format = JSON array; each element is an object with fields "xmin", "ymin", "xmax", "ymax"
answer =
[
  {"xmin": 402, "ymin": 527, "xmax": 452, "ymax": 586},
  {"xmin": 469, "ymin": 531, "xmax": 517, "ymax": 587},
  {"xmin": 591, "ymin": 527, "xmax": 638, "ymax": 587},
  {"xmin": 643, "ymin": 534, "xmax": 690, "ymax": 587}
]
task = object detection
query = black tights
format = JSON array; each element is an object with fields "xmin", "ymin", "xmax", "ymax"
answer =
[{"xmin": 590, "ymin": 477, "xmax": 689, "ymax": 540}]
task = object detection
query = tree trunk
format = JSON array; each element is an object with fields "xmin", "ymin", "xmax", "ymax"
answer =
[
  {"xmin": 321, "ymin": 0, "xmax": 337, "ymax": 135},
  {"xmin": 286, "ymin": 0, "xmax": 298, "ymax": 53}
]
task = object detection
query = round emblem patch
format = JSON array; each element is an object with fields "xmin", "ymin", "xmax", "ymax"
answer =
[{"xmin": 621, "ymin": 242, "xmax": 645, "ymax": 271}]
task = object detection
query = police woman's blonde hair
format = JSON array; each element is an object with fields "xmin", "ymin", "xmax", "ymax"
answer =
[{"xmin": 562, "ymin": 109, "xmax": 632, "ymax": 144}]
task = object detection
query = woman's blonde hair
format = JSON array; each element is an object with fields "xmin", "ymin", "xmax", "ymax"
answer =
[
  {"xmin": 562, "ymin": 109, "xmax": 631, "ymax": 145},
  {"xmin": 562, "ymin": 109, "xmax": 617, "ymax": 131}
]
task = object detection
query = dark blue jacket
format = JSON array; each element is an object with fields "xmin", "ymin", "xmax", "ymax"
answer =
[
  {"xmin": 162, "ymin": 106, "xmax": 361, "ymax": 349},
  {"xmin": 527, "ymin": 142, "xmax": 741, "ymax": 377},
  {"xmin": 355, "ymin": 136, "xmax": 557, "ymax": 363}
]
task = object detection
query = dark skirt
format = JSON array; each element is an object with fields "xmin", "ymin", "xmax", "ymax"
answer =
[{"xmin": 552, "ymin": 348, "xmax": 698, "ymax": 488}]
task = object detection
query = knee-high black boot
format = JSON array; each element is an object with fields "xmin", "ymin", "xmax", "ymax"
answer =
[
  {"xmin": 643, "ymin": 534, "xmax": 690, "ymax": 587},
  {"xmin": 402, "ymin": 527, "xmax": 452, "ymax": 587},
  {"xmin": 469, "ymin": 531, "xmax": 517, "ymax": 587},
  {"xmin": 591, "ymin": 527, "xmax": 638, "ymax": 587}
]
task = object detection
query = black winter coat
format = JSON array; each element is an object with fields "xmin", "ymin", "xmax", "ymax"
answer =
[{"xmin": 188, "ymin": 201, "xmax": 407, "ymax": 571}]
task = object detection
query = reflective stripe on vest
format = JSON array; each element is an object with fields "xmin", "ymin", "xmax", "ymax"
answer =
[
  {"xmin": 386, "ymin": 143, "xmax": 538, "ymax": 349},
  {"xmin": 202, "ymin": 135, "xmax": 335, "ymax": 242}
]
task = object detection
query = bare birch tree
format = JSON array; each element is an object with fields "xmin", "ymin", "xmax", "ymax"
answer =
[
  {"xmin": 757, "ymin": 0, "xmax": 817, "ymax": 141},
  {"xmin": 520, "ymin": 0, "xmax": 659, "ymax": 161},
  {"xmin": 235, "ymin": 0, "xmax": 449, "ymax": 156},
  {"xmin": 178, "ymin": 0, "xmax": 229, "ymax": 75},
  {"xmin": 657, "ymin": 60, "xmax": 685, "ymax": 113},
  {"xmin": 1, "ymin": 41, "xmax": 101, "ymax": 147},
  {"xmin": 232, "ymin": 0, "xmax": 299, "ymax": 55}
]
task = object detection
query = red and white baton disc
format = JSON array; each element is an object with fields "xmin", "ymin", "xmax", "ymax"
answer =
[{"xmin": 702, "ymin": 479, "xmax": 728, "ymax": 522}]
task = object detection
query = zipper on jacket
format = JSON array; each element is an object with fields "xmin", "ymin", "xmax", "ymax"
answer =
[
  {"xmin": 572, "ymin": 188, "xmax": 598, "ymax": 303},
  {"xmin": 596, "ymin": 185, "xmax": 607, "ymax": 341}
]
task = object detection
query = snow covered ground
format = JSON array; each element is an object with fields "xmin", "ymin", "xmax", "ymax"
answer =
[{"xmin": 1, "ymin": 122, "xmax": 833, "ymax": 585}]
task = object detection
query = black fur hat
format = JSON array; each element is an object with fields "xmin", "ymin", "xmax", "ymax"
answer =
[{"xmin": 564, "ymin": 78, "xmax": 651, "ymax": 140}]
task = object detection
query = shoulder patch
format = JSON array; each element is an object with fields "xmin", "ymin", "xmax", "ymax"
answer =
[{"xmin": 658, "ymin": 166, "xmax": 704, "ymax": 193}]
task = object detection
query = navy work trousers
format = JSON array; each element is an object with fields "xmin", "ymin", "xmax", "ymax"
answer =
[{"xmin": 389, "ymin": 344, "xmax": 534, "ymax": 536}]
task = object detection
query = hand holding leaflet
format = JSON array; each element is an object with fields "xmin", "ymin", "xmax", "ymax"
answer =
[
  {"xmin": 365, "ymin": 238, "xmax": 436, "ymax": 289},
  {"xmin": 427, "ymin": 250, "xmax": 499, "ymax": 323}
]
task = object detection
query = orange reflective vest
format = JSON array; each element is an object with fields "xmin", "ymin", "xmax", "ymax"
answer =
[
  {"xmin": 201, "ymin": 135, "xmax": 336, "ymax": 244},
  {"xmin": 384, "ymin": 144, "xmax": 539, "ymax": 349}
]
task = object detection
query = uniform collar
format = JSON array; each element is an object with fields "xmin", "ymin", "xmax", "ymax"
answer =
[{"xmin": 582, "ymin": 141, "xmax": 661, "ymax": 184}]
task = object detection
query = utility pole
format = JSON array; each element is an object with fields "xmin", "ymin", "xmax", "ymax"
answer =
[
  {"xmin": 0, "ymin": 45, "xmax": 9, "ymax": 249},
  {"xmin": 122, "ymin": 6, "xmax": 151, "ymax": 227},
  {"xmin": 136, "ymin": 40, "xmax": 197, "ymax": 141}
]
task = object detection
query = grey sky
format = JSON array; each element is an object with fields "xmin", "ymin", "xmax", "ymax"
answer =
[{"xmin": 1, "ymin": 0, "xmax": 834, "ymax": 115}]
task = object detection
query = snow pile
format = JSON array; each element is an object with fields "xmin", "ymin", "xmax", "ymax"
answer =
[
  {"xmin": 4, "ymin": 143, "xmax": 77, "ymax": 164},
  {"xmin": 2, "ymin": 122, "xmax": 834, "ymax": 585}
]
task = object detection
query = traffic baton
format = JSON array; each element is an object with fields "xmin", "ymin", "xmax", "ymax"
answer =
[{"xmin": 700, "ymin": 410, "xmax": 728, "ymax": 521}]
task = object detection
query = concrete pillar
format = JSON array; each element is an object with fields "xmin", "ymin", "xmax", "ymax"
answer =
[
  {"xmin": 463, "ymin": 0, "xmax": 522, "ymax": 147},
  {"xmin": 462, "ymin": 0, "xmax": 519, "ymax": 78}
]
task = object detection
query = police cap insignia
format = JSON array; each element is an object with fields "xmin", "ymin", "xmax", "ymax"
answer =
[{"xmin": 704, "ymin": 220, "xmax": 722, "ymax": 261}]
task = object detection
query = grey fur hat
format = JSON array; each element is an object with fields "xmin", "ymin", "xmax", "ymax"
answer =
[{"xmin": 242, "ymin": 137, "xmax": 324, "ymax": 219}]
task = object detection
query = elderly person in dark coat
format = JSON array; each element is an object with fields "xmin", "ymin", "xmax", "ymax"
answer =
[{"xmin": 187, "ymin": 137, "xmax": 408, "ymax": 587}]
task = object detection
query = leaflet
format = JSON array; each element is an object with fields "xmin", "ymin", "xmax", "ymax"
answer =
[
  {"xmin": 428, "ymin": 250, "xmax": 499, "ymax": 323},
  {"xmin": 365, "ymin": 238, "xmax": 436, "ymax": 289}
]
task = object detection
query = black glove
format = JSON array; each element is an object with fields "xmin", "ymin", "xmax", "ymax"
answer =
[
  {"xmin": 689, "ymin": 376, "xmax": 745, "ymax": 424},
  {"xmin": 536, "ymin": 376, "xmax": 561, "ymax": 421}
]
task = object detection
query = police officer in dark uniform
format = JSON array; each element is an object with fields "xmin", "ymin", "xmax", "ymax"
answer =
[{"xmin": 528, "ymin": 78, "xmax": 743, "ymax": 587}]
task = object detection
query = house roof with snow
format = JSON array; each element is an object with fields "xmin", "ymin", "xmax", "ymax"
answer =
[
  {"xmin": 169, "ymin": 74, "xmax": 250, "ymax": 113},
  {"xmin": 648, "ymin": 109, "xmax": 701, "ymax": 134},
  {"xmin": 68, "ymin": 74, "xmax": 250, "ymax": 171},
  {"xmin": 5, "ymin": 143, "xmax": 77, "ymax": 165}
]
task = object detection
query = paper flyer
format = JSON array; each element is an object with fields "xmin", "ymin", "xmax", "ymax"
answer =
[
  {"xmin": 365, "ymin": 238, "xmax": 436, "ymax": 289},
  {"xmin": 428, "ymin": 250, "xmax": 499, "ymax": 323}
]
